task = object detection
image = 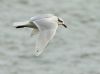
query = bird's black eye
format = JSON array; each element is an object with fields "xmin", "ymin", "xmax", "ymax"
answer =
[{"xmin": 58, "ymin": 18, "xmax": 63, "ymax": 22}]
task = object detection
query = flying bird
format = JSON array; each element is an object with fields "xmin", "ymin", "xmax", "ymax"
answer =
[{"xmin": 13, "ymin": 14, "xmax": 67, "ymax": 56}]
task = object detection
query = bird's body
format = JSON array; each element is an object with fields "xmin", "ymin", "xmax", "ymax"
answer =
[{"xmin": 13, "ymin": 14, "xmax": 67, "ymax": 56}]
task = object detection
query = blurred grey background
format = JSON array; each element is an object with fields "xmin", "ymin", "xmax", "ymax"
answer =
[{"xmin": 0, "ymin": 0, "xmax": 100, "ymax": 74}]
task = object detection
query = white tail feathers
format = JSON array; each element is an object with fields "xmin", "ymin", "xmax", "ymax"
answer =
[{"xmin": 13, "ymin": 21, "xmax": 30, "ymax": 28}]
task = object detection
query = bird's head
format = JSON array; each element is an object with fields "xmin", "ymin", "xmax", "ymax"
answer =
[{"xmin": 58, "ymin": 18, "xmax": 67, "ymax": 28}]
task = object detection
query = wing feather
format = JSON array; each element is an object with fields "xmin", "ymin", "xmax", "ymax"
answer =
[{"xmin": 33, "ymin": 18, "xmax": 58, "ymax": 56}]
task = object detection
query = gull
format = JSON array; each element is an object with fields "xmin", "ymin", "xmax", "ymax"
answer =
[{"xmin": 13, "ymin": 14, "xmax": 67, "ymax": 56}]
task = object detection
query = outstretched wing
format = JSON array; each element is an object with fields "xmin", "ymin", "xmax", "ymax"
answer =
[
  {"xmin": 33, "ymin": 18, "xmax": 58, "ymax": 56},
  {"xmin": 34, "ymin": 29, "xmax": 57, "ymax": 56}
]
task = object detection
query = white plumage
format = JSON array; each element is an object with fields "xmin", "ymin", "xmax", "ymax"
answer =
[{"xmin": 13, "ymin": 14, "xmax": 67, "ymax": 56}]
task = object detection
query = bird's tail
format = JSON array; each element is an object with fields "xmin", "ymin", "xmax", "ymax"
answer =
[{"xmin": 13, "ymin": 21, "xmax": 30, "ymax": 28}]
